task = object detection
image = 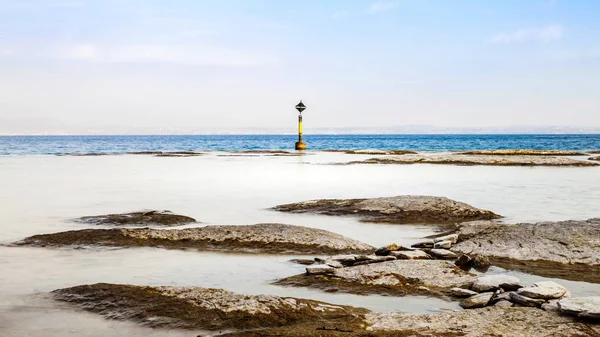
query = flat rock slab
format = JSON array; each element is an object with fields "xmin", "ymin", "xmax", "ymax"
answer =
[
  {"xmin": 558, "ymin": 297, "xmax": 600, "ymax": 320},
  {"xmin": 460, "ymin": 292, "xmax": 494, "ymax": 309},
  {"xmin": 517, "ymin": 281, "xmax": 567, "ymax": 299},
  {"xmin": 459, "ymin": 150, "xmax": 587, "ymax": 156},
  {"xmin": 471, "ymin": 275, "xmax": 522, "ymax": 292},
  {"xmin": 273, "ymin": 195, "xmax": 501, "ymax": 225},
  {"xmin": 275, "ymin": 260, "xmax": 476, "ymax": 298},
  {"xmin": 15, "ymin": 223, "xmax": 375, "ymax": 255},
  {"xmin": 52, "ymin": 283, "xmax": 369, "ymax": 331},
  {"xmin": 346, "ymin": 154, "xmax": 598, "ymax": 166},
  {"xmin": 75, "ymin": 210, "xmax": 196, "ymax": 227},
  {"xmin": 365, "ymin": 307, "xmax": 600, "ymax": 337},
  {"xmin": 453, "ymin": 218, "xmax": 600, "ymax": 283},
  {"xmin": 430, "ymin": 249, "xmax": 457, "ymax": 259}
]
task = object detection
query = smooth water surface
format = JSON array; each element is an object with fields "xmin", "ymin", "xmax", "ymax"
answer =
[{"xmin": 1, "ymin": 152, "xmax": 600, "ymax": 336}]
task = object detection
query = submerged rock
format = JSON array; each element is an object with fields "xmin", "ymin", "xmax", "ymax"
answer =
[
  {"xmin": 275, "ymin": 260, "xmax": 476, "ymax": 298},
  {"xmin": 51, "ymin": 283, "xmax": 369, "ymax": 331},
  {"xmin": 75, "ymin": 210, "xmax": 196, "ymax": 227},
  {"xmin": 459, "ymin": 149, "xmax": 587, "ymax": 156},
  {"xmin": 558, "ymin": 297, "xmax": 600, "ymax": 320},
  {"xmin": 365, "ymin": 307, "xmax": 600, "ymax": 337},
  {"xmin": 273, "ymin": 195, "xmax": 501, "ymax": 225},
  {"xmin": 15, "ymin": 223, "xmax": 375, "ymax": 255},
  {"xmin": 128, "ymin": 151, "xmax": 204, "ymax": 157},
  {"xmin": 453, "ymin": 218, "xmax": 600, "ymax": 283},
  {"xmin": 346, "ymin": 154, "xmax": 598, "ymax": 166}
]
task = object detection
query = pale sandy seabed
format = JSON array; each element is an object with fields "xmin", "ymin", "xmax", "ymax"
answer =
[{"xmin": 1, "ymin": 151, "xmax": 600, "ymax": 336}]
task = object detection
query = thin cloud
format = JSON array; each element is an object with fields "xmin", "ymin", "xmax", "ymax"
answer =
[
  {"xmin": 368, "ymin": 1, "xmax": 399, "ymax": 14},
  {"xmin": 491, "ymin": 25, "xmax": 564, "ymax": 44},
  {"xmin": 51, "ymin": 43, "xmax": 277, "ymax": 67}
]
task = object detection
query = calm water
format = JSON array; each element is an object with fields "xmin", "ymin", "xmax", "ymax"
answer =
[
  {"xmin": 1, "ymin": 152, "xmax": 600, "ymax": 336},
  {"xmin": 1, "ymin": 134, "xmax": 600, "ymax": 155}
]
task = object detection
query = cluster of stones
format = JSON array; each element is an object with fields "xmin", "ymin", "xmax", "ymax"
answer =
[
  {"xmin": 303, "ymin": 234, "xmax": 461, "ymax": 275},
  {"xmin": 452, "ymin": 274, "xmax": 600, "ymax": 320}
]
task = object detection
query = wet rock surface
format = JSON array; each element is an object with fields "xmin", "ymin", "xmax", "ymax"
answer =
[
  {"xmin": 322, "ymin": 149, "xmax": 417, "ymax": 155},
  {"xmin": 273, "ymin": 195, "xmax": 501, "ymax": 225},
  {"xmin": 459, "ymin": 149, "xmax": 587, "ymax": 156},
  {"xmin": 275, "ymin": 260, "xmax": 477, "ymax": 298},
  {"xmin": 15, "ymin": 223, "xmax": 375, "ymax": 255},
  {"xmin": 75, "ymin": 210, "xmax": 197, "ymax": 227},
  {"xmin": 453, "ymin": 218, "xmax": 600, "ymax": 282},
  {"xmin": 589, "ymin": 156, "xmax": 600, "ymax": 161},
  {"xmin": 365, "ymin": 307, "xmax": 600, "ymax": 337},
  {"xmin": 346, "ymin": 154, "xmax": 598, "ymax": 166},
  {"xmin": 52, "ymin": 283, "xmax": 369, "ymax": 332}
]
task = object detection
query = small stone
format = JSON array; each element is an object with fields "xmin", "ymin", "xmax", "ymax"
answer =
[
  {"xmin": 471, "ymin": 275, "xmax": 522, "ymax": 292},
  {"xmin": 391, "ymin": 250, "xmax": 431, "ymax": 260},
  {"xmin": 517, "ymin": 281, "xmax": 567, "ymax": 299},
  {"xmin": 417, "ymin": 286, "xmax": 430, "ymax": 291},
  {"xmin": 306, "ymin": 265, "xmax": 335, "ymax": 275},
  {"xmin": 494, "ymin": 300, "xmax": 514, "ymax": 308},
  {"xmin": 430, "ymin": 249, "xmax": 457, "ymax": 259},
  {"xmin": 509, "ymin": 292, "xmax": 546, "ymax": 307},
  {"xmin": 542, "ymin": 300, "xmax": 560, "ymax": 313},
  {"xmin": 455, "ymin": 254, "xmax": 473, "ymax": 269},
  {"xmin": 434, "ymin": 234, "xmax": 459, "ymax": 244},
  {"xmin": 411, "ymin": 240, "xmax": 434, "ymax": 249},
  {"xmin": 451, "ymin": 288, "xmax": 479, "ymax": 297},
  {"xmin": 324, "ymin": 260, "xmax": 344, "ymax": 268},
  {"xmin": 375, "ymin": 243, "xmax": 402, "ymax": 256},
  {"xmin": 558, "ymin": 297, "xmax": 600, "ymax": 320},
  {"xmin": 472, "ymin": 255, "xmax": 491, "ymax": 272},
  {"xmin": 433, "ymin": 240, "xmax": 452, "ymax": 249},
  {"xmin": 459, "ymin": 292, "xmax": 494, "ymax": 309},
  {"xmin": 492, "ymin": 291, "xmax": 513, "ymax": 303}
]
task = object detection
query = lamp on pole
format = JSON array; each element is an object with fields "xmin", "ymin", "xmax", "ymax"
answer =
[{"xmin": 295, "ymin": 100, "xmax": 307, "ymax": 150}]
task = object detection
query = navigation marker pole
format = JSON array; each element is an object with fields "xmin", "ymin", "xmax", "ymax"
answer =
[{"xmin": 295, "ymin": 100, "xmax": 307, "ymax": 150}]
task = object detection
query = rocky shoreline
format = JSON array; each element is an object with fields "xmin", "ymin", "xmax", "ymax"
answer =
[
  {"xmin": 458, "ymin": 149, "xmax": 588, "ymax": 156},
  {"xmin": 15, "ymin": 223, "xmax": 375, "ymax": 255},
  {"xmin": 345, "ymin": 154, "xmax": 599, "ymax": 166},
  {"xmin": 273, "ymin": 196, "xmax": 501, "ymax": 225}
]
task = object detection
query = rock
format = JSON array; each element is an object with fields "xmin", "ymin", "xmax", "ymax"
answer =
[
  {"xmin": 459, "ymin": 292, "xmax": 494, "ymax": 309},
  {"xmin": 453, "ymin": 218, "xmax": 600, "ymax": 282},
  {"xmin": 491, "ymin": 291, "xmax": 513, "ymax": 303},
  {"xmin": 459, "ymin": 150, "xmax": 587, "ymax": 156},
  {"xmin": 471, "ymin": 275, "xmax": 522, "ymax": 292},
  {"xmin": 517, "ymin": 281, "xmax": 567, "ymax": 299},
  {"xmin": 16, "ymin": 223, "xmax": 376, "ymax": 255},
  {"xmin": 365, "ymin": 307, "xmax": 600, "ymax": 337},
  {"xmin": 272, "ymin": 196, "xmax": 501, "ymax": 225},
  {"xmin": 472, "ymin": 255, "xmax": 491, "ymax": 272},
  {"xmin": 558, "ymin": 297, "xmax": 600, "ymax": 320},
  {"xmin": 434, "ymin": 234, "xmax": 458, "ymax": 244},
  {"xmin": 451, "ymin": 287, "xmax": 479, "ymax": 297},
  {"xmin": 322, "ymin": 149, "xmax": 418, "ymax": 155},
  {"xmin": 51, "ymin": 283, "xmax": 368, "ymax": 332},
  {"xmin": 433, "ymin": 240, "xmax": 452, "ymax": 249},
  {"xmin": 347, "ymin": 154, "xmax": 598, "ymax": 167},
  {"xmin": 542, "ymin": 300, "xmax": 560, "ymax": 313},
  {"xmin": 328, "ymin": 255, "xmax": 358, "ymax": 265},
  {"xmin": 275, "ymin": 260, "xmax": 477, "ymax": 298},
  {"xmin": 430, "ymin": 249, "xmax": 457, "ymax": 259},
  {"xmin": 352, "ymin": 255, "xmax": 396, "ymax": 266},
  {"xmin": 455, "ymin": 254, "xmax": 473, "ymax": 269},
  {"xmin": 494, "ymin": 300, "xmax": 514, "ymax": 308},
  {"xmin": 306, "ymin": 265, "xmax": 335, "ymax": 275},
  {"xmin": 411, "ymin": 240, "xmax": 434, "ymax": 248},
  {"xmin": 509, "ymin": 292, "xmax": 546, "ymax": 307},
  {"xmin": 589, "ymin": 156, "xmax": 600, "ymax": 161},
  {"xmin": 374, "ymin": 243, "xmax": 401, "ymax": 256},
  {"xmin": 75, "ymin": 210, "xmax": 197, "ymax": 227},
  {"xmin": 391, "ymin": 250, "xmax": 431, "ymax": 260},
  {"xmin": 323, "ymin": 260, "xmax": 344, "ymax": 268},
  {"xmin": 289, "ymin": 259, "xmax": 315, "ymax": 266}
]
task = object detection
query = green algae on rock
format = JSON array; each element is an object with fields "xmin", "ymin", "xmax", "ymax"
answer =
[
  {"xmin": 273, "ymin": 195, "xmax": 501, "ymax": 225},
  {"xmin": 16, "ymin": 223, "xmax": 375, "ymax": 255}
]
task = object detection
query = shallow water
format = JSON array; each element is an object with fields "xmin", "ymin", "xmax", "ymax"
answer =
[{"xmin": 1, "ymin": 152, "xmax": 600, "ymax": 336}]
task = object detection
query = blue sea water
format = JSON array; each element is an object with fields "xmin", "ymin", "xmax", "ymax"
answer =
[{"xmin": 1, "ymin": 134, "xmax": 600, "ymax": 156}]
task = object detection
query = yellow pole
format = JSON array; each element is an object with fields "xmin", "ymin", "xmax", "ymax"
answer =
[{"xmin": 295, "ymin": 114, "xmax": 306, "ymax": 150}]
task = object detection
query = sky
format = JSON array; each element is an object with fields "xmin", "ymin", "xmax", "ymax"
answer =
[{"xmin": 1, "ymin": 0, "xmax": 600, "ymax": 134}]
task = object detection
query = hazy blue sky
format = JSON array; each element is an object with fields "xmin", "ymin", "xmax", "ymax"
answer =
[{"xmin": 1, "ymin": 0, "xmax": 599, "ymax": 134}]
